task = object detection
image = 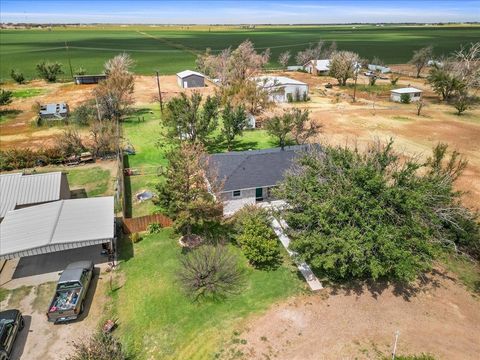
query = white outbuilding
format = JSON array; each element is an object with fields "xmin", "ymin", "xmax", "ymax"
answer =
[
  {"xmin": 390, "ymin": 87, "xmax": 423, "ymax": 103},
  {"xmin": 176, "ymin": 70, "xmax": 205, "ymax": 88},
  {"xmin": 256, "ymin": 76, "xmax": 309, "ymax": 103},
  {"xmin": 304, "ymin": 59, "xmax": 330, "ymax": 75}
]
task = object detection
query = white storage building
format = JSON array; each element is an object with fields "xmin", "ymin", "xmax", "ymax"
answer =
[
  {"xmin": 390, "ymin": 87, "xmax": 423, "ymax": 103},
  {"xmin": 256, "ymin": 76, "xmax": 309, "ymax": 103},
  {"xmin": 176, "ymin": 70, "xmax": 205, "ymax": 88}
]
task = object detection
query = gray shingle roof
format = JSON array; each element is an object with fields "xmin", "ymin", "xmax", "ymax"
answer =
[
  {"xmin": 208, "ymin": 145, "xmax": 312, "ymax": 192},
  {"xmin": 0, "ymin": 172, "xmax": 63, "ymax": 218}
]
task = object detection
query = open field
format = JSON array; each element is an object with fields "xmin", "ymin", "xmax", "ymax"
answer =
[{"xmin": 1, "ymin": 24, "xmax": 480, "ymax": 81}]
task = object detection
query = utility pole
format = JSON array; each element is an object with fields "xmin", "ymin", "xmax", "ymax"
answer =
[
  {"xmin": 155, "ymin": 71, "xmax": 163, "ymax": 113},
  {"xmin": 391, "ymin": 330, "xmax": 400, "ymax": 360},
  {"xmin": 65, "ymin": 41, "xmax": 74, "ymax": 79}
]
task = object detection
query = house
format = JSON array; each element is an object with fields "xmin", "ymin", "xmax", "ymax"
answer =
[
  {"xmin": 39, "ymin": 103, "xmax": 69, "ymax": 120},
  {"xmin": 304, "ymin": 59, "xmax": 330, "ymax": 75},
  {"xmin": 0, "ymin": 172, "xmax": 71, "ymax": 221},
  {"xmin": 73, "ymin": 74, "xmax": 107, "ymax": 84},
  {"xmin": 367, "ymin": 64, "xmax": 391, "ymax": 74},
  {"xmin": 208, "ymin": 145, "xmax": 312, "ymax": 215},
  {"xmin": 390, "ymin": 87, "xmax": 423, "ymax": 102},
  {"xmin": 176, "ymin": 70, "xmax": 205, "ymax": 88},
  {"xmin": 256, "ymin": 76, "xmax": 308, "ymax": 103},
  {"xmin": 0, "ymin": 197, "xmax": 114, "ymax": 259}
]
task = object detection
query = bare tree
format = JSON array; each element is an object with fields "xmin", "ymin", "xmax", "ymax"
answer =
[
  {"xmin": 451, "ymin": 42, "xmax": 480, "ymax": 89},
  {"xmin": 93, "ymin": 53, "xmax": 135, "ymax": 122},
  {"xmin": 56, "ymin": 127, "xmax": 85, "ymax": 156},
  {"xmin": 278, "ymin": 51, "xmax": 291, "ymax": 69},
  {"xmin": 409, "ymin": 45, "xmax": 433, "ymax": 78},
  {"xmin": 416, "ymin": 99, "xmax": 425, "ymax": 116},
  {"xmin": 329, "ymin": 51, "xmax": 360, "ymax": 86}
]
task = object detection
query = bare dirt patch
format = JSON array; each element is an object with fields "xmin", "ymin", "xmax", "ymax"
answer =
[{"xmin": 228, "ymin": 270, "xmax": 480, "ymax": 360}]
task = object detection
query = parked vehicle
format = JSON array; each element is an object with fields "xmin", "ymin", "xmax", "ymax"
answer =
[
  {"xmin": 0, "ymin": 309, "xmax": 24, "ymax": 360},
  {"xmin": 364, "ymin": 71, "xmax": 375, "ymax": 77},
  {"xmin": 47, "ymin": 261, "xmax": 94, "ymax": 323}
]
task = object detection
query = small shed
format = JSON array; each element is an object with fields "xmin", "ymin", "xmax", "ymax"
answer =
[
  {"xmin": 246, "ymin": 113, "xmax": 256, "ymax": 129},
  {"xmin": 74, "ymin": 74, "xmax": 107, "ymax": 85},
  {"xmin": 176, "ymin": 70, "xmax": 205, "ymax": 88},
  {"xmin": 390, "ymin": 87, "xmax": 423, "ymax": 102},
  {"xmin": 39, "ymin": 103, "xmax": 69, "ymax": 120}
]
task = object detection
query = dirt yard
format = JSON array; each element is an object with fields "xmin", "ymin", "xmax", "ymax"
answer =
[
  {"xmin": 0, "ymin": 266, "xmax": 110, "ymax": 360},
  {"xmin": 226, "ymin": 268, "xmax": 480, "ymax": 360}
]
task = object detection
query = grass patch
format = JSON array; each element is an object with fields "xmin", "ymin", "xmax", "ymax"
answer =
[
  {"xmin": 342, "ymin": 83, "xmax": 394, "ymax": 94},
  {"xmin": 0, "ymin": 109, "xmax": 22, "ymax": 123},
  {"xmin": 391, "ymin": 116, "xmax": 413, "ymax": 122},
  {"xmin": 5, "ymin": 286, "xmax": 33, "ymax": 308},
  {"xmin": 12, "ymin": 88, "xmax": 45, "ymax": 98},
  {"xmin": 0, "ymin": 288, "xmax": 9, "ymax": 303},
  {"xmin": 441, "ymin": 254, "xmax": 480, "ymax": 295},
  {"xmin": 113, "ymin": 228, "xmax": 302, "ymax": 359},
  {"xmin": 32, "ymin": 282, "xmax": 56, "ymax": 313},
  {"xmin": 66, "ymin": 167, "xmax": 112, "ymax": 197}
]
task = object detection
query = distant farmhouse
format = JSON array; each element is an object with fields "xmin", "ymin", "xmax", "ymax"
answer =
[
  {"xmin": 176, "ymin": 70, "xmax": 205, "ymax": 88},
  {"xmin": 304, "ymin": 59, "xmax": 331, "ymax": 75},
  {"xmin": 208, "ymin": 145, "xmax": 312, "ymax": 215},
  {"xmin": 256, "ymin": 76, "xmax": 308, "ymax": 103},
  {"xmin": 367, "ymin": 64, "xmax": 391, "ymax": 74},
  {"xmin": 74, "ymin": 74, "xmax": 107, "ymax": 85},
  {"xmin": 39, "ymin": 103, "xmax": 69, "ymax": 121},
  {"xmin": 390, "ymin": 87, "xmax": 423, "ymax": 102}
]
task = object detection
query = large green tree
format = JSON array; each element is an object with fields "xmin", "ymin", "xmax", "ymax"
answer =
[
  {"xmin": 162, "ymin": 92, "xmax": 220, "ymax": 145},
  {"xmin": 427, "ymin": 67, "xmax": 466, "ymax": 101},
  {"xmin": 156, "ymin": 142, "xmax": 223, "ymax": 237},
  {"xmin": 276, "ymin": 141, "xmax": 479, "ymax": 282},
  {"xmin": 221, "ymin": 104, "xmax": 247, "ymax": 151}
]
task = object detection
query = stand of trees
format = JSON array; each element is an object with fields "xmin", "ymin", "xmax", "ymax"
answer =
[{"xmin": 276, "ymin": 140, "xmax": 479, "ymax": 282}]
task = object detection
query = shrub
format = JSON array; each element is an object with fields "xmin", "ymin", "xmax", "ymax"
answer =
[
  {"xmin": 235, "ymin": 206, "xmax": 281, "ymax": 269},
  {"xmin": 36, "ymin": 61, "xmax": 64, "ymax": 82},
  {"xmin": 10, "ymin": 69, "xmax": 25, "ymax": 84},
  {"xmin": 147, "ymin": 223, "xmax": 162, "ymax": 234},
  {"xmin": 0, "ymin": 89, "xmax": 13, "ymax": 106},
  {"xmin": 178, "ymin": 245, "xmax": 244, "ymax": 300},
  {"xmin": 452, "ymin": 94, "xmax": 473, "ymax": 115},
  {"xmin": 286, "ymin": 93, "xmax": 293, "ymax": 103},
  {"xmin": 390, "ymin": 76, "xmax": 400, "ymax": 85},
  {"xmin": 71, "ymin": 101, "xmax": 96, "ymax": 126},
  {"xmin": 0, "ymin": 147, "xmax": 65, "ymax": 171},
  {"xmin": 400, "ymin": 93, "xmax": 411, "ymax": 104},
  {"xmin": 66, "ymin": 332, "xmax": 127, "ymax": 360},
  {"xmin": 130, "ymin": 233, "xmax": 141, "ymax": 243}
]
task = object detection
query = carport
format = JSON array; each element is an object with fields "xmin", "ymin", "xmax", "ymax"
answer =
[{"xmin": 0, "ymin": 197, "xmax": 115, "ymax": 260}]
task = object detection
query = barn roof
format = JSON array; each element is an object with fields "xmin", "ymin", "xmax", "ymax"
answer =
[
  {"xmin": 0, "ymin": 197, "xmax": 114, "ymax": 259},
  {"xmin": 208, "ymin": 145, "xmax": 315, "ymax": 192},
  {"xmin": 176, "ymin": 70, "xmax": 204, "ymax": 79},
  {"xmin": 0, "ymin": 172, "xmax": 64, "ymax": 218}
]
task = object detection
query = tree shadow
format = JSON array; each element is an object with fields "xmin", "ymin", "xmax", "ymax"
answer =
[
  {"xmin": 206, "ymin": 139, "xmax": 261, "ymax": 154},
  {"xmin": 325, "ymin": 268, "xmax": 451, "ymax": 301},
  {"xmin": 117, "ymin": 232, "xmax": 134, "ymax": 262},
  {"xmin": 70, "ymin": 188, "xmax": 87, "ymax": 199}
]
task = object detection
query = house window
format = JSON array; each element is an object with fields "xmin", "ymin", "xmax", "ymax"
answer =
[{"xmin": 233, "ymin": 190, "xmax": 241, "ymax": 198}]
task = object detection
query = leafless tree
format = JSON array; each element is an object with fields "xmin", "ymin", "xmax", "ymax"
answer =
[
  {"xmin": 278, "ymin": 51, "xmax": 291, "ymax": 69},
  {"xmin": 409, "ymin": 45, "xmax": 433, "ymax": 78},
  {"xmin": 329, "ymin": 50, "xmax": 360, "ymax": 86}
]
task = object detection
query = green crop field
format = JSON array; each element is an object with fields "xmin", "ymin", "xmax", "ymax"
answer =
[{"xmin": 1, "ymin": 24, "xmax": 479, "ymax": 81}]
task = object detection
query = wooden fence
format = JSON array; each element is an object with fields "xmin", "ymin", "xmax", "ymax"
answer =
[{"xmin": 122, "ymin": 213, "xmax": 172, "ymax": 234}]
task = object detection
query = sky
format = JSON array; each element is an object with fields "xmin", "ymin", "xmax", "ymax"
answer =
[{"xmin": 1, "ymin": 0, "xmax": 479, "ymax": 24}]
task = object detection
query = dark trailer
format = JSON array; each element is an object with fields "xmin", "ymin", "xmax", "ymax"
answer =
[{"xmin": 74, "ymin": 74, "xmax": 107, "ymax": 85}]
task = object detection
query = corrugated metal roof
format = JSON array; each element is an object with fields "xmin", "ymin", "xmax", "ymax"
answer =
[
  {"xmin": 177, "ymin": 70, "xmax": 204, "ymax": 78},
  {"xmin": 0, "ymin": 172, "xmax": 63, "ymax": 218},
  {"xmin": 0, "ymin": 197, "xmax": 114, "ymax": 259}
]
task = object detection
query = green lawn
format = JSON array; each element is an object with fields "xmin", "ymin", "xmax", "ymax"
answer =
[
  {"xmin": 1, "ymin": 24, "xmax": 479, "ymax": 81},
  {"xmin": 65, "ymin": 167, "xmax": 113, "ymax": 197},
  {"xmin": 12, "ymin": 88, "xmax": 46, "ymax": 98},
  {"xmin": 113, "ymin": 228, "xmax": 303, "ymax": 359},
  {"xmin": 123, "ymin": 106, "xmax": 277, "ymax": 217}
]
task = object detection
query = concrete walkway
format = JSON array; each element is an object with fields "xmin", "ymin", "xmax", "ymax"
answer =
[{"xmin": 271, "ymin": 217, "xmax": 323, "ymax": 291}]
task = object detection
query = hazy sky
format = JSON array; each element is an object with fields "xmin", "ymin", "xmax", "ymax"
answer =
[{"xmin": 1, "ymin": 0, "xmax": 479, "ymax": 24}]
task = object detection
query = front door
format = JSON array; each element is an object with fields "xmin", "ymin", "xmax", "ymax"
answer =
[{"xmin": 255, "ymin": 188, "xmax": 263, "ymax": 202}]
